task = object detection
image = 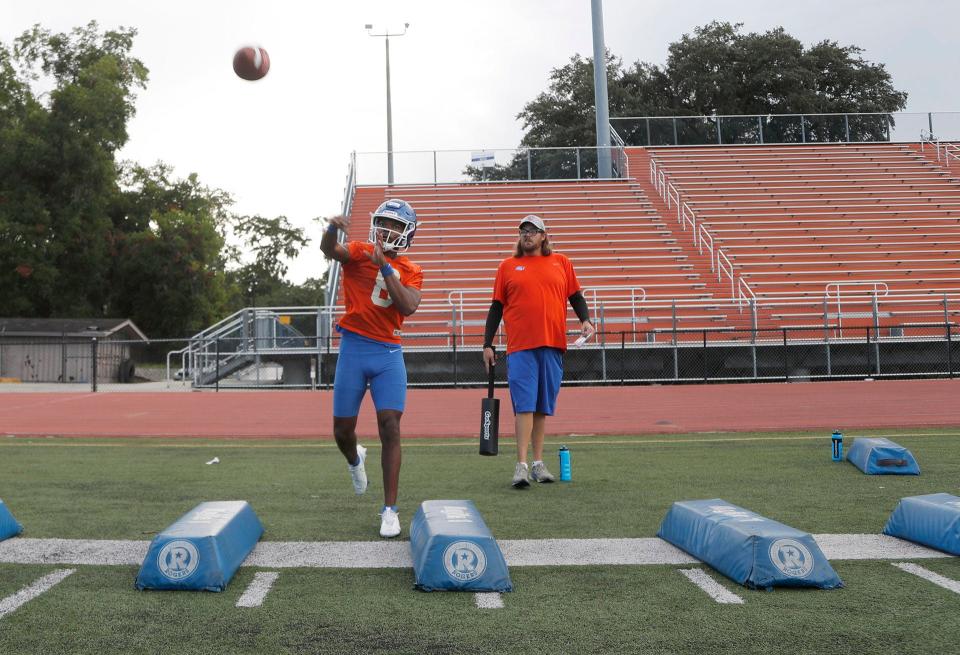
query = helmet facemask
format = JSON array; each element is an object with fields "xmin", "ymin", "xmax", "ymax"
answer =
[{"xmin": 368, "ymin": 200, "xmax": 417, "ymax": 252}]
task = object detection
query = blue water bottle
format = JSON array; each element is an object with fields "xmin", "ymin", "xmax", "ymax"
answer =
[
  {"xmin": 559, "ymin": 446, "xmax": 571, "ymax": 481},
  {"xmin": 831, "ymin": 430, "xmax": 843, "ymax": 462}
]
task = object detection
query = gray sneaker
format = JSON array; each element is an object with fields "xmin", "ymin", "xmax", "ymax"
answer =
[
  {"xmin": 531, "ymin": 461, "xmax": 555, "ymax": 483},
  {"xmin": 511, "ymin": 462, "xmax": 530, "ymax": 489}
]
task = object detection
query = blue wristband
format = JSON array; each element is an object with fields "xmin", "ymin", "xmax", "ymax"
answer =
[
  {"xmin": 380, "ymin": 264, "xmax": 395, "ymax": 278},
  {"xmin": 326, "ymin": 224, "xmax": 338, "ymax": 234}
]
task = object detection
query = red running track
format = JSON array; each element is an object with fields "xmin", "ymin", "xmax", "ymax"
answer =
[{"xmin": 0, "ymin": 378, "xmax": 958, "ymax": 440}]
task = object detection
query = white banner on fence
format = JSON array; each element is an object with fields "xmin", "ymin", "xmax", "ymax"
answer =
[{"xmin": 470, "ymin": 150, "xmax": 495, "ymax": 167}]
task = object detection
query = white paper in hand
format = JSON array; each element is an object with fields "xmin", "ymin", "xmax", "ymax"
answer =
[{"xmin": 572, "ymin": 335, "xmax": 588, "ymax": 348}]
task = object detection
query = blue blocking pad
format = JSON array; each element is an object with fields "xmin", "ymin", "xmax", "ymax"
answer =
[
  {"xmin": 0, "ymin": 499, "xmax": 23, "ymax": 541},
  {"xmin": 410, "ymin": 500, "xmax": 512, "ymax": 592},
  {"xmin": 657, "ymin": 499, "xmax": 843, "ymax": 590},
  {"xmin": 883, "ymin": 493, "xmax": 960, "ymax": 556},
  {"xmin": 846, "ymin": 437, "xmax": 920, "ymax": 475},
  {"xmin": 135, "ymin": 501, "xmax": 264, "ymax": 592}
]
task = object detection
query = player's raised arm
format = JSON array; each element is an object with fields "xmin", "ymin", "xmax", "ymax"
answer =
[{"xmin": 320, "ymin": 215, "xmax": 351, "ymax": 263}]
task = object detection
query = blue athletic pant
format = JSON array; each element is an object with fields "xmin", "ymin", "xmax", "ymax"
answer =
[{"xmin": 333, "ymin": 328, "xmax": 407, "ymax": 417}]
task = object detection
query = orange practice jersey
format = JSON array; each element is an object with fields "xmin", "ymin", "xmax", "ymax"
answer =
[
  {"xmin": 492, "ymin": 253, "xmax": 581, "ymax": 354},
  {"xmin": 337, "ymin": 241, "xmax": 424, "ymax": 344}
]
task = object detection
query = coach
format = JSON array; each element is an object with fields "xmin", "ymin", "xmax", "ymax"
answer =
[{"xmin": 481, "ymin": 214, "xmax": 595, "ymax": 488}]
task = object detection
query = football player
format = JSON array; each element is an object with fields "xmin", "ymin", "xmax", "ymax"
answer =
[{"xmin": 320, "ymin": 199, "xmax": 423, "ymax": 537}]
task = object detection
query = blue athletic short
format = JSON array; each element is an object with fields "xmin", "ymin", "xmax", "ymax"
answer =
[
  {"xmin": 333, "ymin": 327, "xmax": 407, "ymax": 417},
  {"xmin": 506, "ymin": 347, "xmax": 563, "ymax": 415}
]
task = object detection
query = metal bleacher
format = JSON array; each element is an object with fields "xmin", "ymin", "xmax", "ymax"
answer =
[
  {"xmin": 339, "ymin": 179, "xmax": 726, "ymax": 347},
  {"xmin": 178, "ymin": 140, "xmax": 960, "ymax": 387},
  {"xmin": 643, "ymin": 142, "xmax": 960, "ymax": 334},
  {"xmin": 333, "ymin": 142, "xmax": 960, "ymax": 347}
]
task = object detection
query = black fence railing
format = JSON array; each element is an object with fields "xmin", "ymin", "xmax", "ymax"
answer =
[{"xmin": 1, "ymin": 323, "xmax": 954, "ymax": 391}]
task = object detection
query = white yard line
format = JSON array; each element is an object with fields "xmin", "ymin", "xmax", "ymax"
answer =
[
  {"xmin": 893, "ymin": 562, "xmax": 960, "ymax": 595},
  {"xmin": 235, "ymin": 572, "xmax": 279, "ymax": 608},
  {"xmin": 497, "ymin": 537, "xmax": 698, "ymax": 566},
  {"xmin": 812, "ymin": 534, "xmax": 946, "ymax": 561},
  {"xmin": 0, "ymin": 538, "xmax": 148, "ymax": 565},
  {"xmin": 474, "ymin": 592, "xmax": 504, "ymax": 609},
  {"xmin": 678, "ymin": 568, "xmax": 744, "ymax": 604},
  {"xmin": 0, "ymin": 568, "xmax": 75, "ymax": 619},
  {"xmin": 245, "ymin": 541, "xmax": 411, "ymax": 568},
  {"xmin": 0, "ymin": 534, "xmax": 950, "ymax": 569}
]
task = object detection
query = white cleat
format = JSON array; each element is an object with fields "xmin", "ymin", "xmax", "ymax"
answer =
[
  {"xmin": 380, "ymin": 507, "xmax": 401, "ymax": 538},
  {"xmin": 348, "ymin": 445, "xmax": 368, "ymax": 495}
]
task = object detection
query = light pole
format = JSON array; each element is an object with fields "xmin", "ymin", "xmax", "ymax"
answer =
[
  {"xmin": 590, "ymin": 0, "xmax": 612, "ymax": 178},
  {"xmin": 365, "ymin": 22, "xmax": 409, "ymax": 186}
]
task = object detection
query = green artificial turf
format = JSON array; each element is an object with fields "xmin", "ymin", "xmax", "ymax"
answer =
[
  {"xmin": 1, "ymin": 560, "xmax": 958, "ymax": 655},
  {"xmin": 1, "ymin": 430, "xmax": 959, "ymax": 654},
  {"xmin": 1, "ymin": 431, "xmax": 958, "ymax": 540}
]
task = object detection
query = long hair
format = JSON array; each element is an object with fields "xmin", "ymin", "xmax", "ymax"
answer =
[{"xmin": 514, "ymin": 233, "xmax": 553, "ymax": 257}]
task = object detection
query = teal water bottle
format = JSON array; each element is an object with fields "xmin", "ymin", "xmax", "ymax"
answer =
[
  {"xmin": 559, "ymin": 446, "xmax": 571, "ymax": 481},
  {"xmin": 831, "ymin": 430, "xmax": 843, "ymax": 462}
]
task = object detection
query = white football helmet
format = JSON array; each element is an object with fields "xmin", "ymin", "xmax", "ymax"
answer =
[{"xmin": 369, "ymin": 199, "xmax": 417, "ymax": 252}]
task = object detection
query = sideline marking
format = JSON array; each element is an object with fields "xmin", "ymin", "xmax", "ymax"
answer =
[
  {"xmin": 2, "ymin": 431, "xmax": 956, "ymax": 450},
  {"xmin": 678, "ymin": 568, "xmax": 744, "ymax": 604},
  {"xmin": 0, "ymin": 568, "xmax": 75, "ymax": 619},
  {"xmin": 236, "ymin": 572, "xmax": 279, "ymax": 608},
  {"xmin": 893, "ymin": 562, "xmax": 960, "ymax": 595},
  {"xmin": 0, "ymin": 535, "xmax": 948, "ymax": 569},
  {"xmin": 474, "ymin": 592, "xmax": 504, "ymax": 609}
]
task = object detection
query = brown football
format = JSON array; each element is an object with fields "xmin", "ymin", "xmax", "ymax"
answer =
[{"xmin": 232, "ymin": 46, "xmax": 270, "ymax": 81}]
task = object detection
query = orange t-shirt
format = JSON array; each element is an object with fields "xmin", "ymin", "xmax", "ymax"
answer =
[
  {"xmin": 337, "ymin": 241, "xmax": 424, "ymax": 344},
  {"xmin": 492, "ymin": 253, "xmax": 581, "ymax": 354}
]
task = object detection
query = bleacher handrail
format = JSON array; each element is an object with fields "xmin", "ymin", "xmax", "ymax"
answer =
[
  {"xmin": 680, "ymin": 201, "xmax": 697, "ymax": 239},
  {"xmin": 737, "ymin": 278, "xmax": 756, "ymax": 311},
  {"xmin": 584, "ymin": 286, "xmax": 647, "ymax": 338},
  {"xmin": 610, "ymin": 124, "xmax": 629, "ymax": 179},
  {"xmin": 324, "ymin": 152, "xmax": 357, "ymax": 315},
  {"xmin": 717, "ymin": 250, "xmax": 735, "ymax": 298},
  {"xmin": 824, "ymin": 282, "xmax": 890, "ymax": 334},
  {"xmin": 698, "ymin": 224, "xmax": 714, "ymax": 269},
  {"xmin": 922, "ymin": 130, "xmax": 960, "ymax": 168}
]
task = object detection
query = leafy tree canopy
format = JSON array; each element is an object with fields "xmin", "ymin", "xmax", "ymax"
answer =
[
  {"xmin": 227, "ymin": 214, "xmax": 312, "ymax": 308},
  {"xmin": 1, "ymin": 23, "xmax": 322, "ymax": 337},
  {"xmin": 473, "ymin": 22, "xmax": 907, "ymax": 179}
]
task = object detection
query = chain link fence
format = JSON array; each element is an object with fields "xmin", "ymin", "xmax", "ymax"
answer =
[{"xmin": 2, "ymin": 322, "xmax": 954, "ymax": 391}]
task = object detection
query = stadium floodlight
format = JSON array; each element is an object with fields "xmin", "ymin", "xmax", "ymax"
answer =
[{"xmin": 365, "ymin": 22, "xmax": 410, "ymax": 186}]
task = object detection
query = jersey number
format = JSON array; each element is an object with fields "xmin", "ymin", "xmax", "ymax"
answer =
[{"xmin": 371, "ymin": 272, "xmax": 394, "ymax": 308}]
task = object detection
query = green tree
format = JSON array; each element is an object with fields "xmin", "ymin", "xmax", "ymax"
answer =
[
  {"xmin": 1, "ymin": 23, "xmax": 320, "ymax": 339},
  {"xmin": 108, "ymin": 163, "xmax": 233, "ymax": 337},
  {"xmin": 227, "ymin": 215, "xmax": 311, "ymax": 308},
  {"xmin": 475, "ymin": 22, "xmax": 907, "ymax": 179},
  {"xmin": 0, "ymin": 22, "xmax": 148, "ymax": 316}
]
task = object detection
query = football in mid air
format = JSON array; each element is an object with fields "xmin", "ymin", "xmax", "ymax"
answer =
[{"xmin": 232, "ymin": 46, "xmax": 270, "ymax": 81}]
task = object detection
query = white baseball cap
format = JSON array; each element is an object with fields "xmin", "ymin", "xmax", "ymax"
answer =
[{"xmin": 519, "ymin": 214, "xmax": 546, "ymax": 231}]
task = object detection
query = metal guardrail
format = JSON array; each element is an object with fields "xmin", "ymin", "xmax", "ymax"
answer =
[
  {"xmin": 353, "ymin": 145, "xmax": 630, "ymax": 186},
  {"xmin": 173, "ymin": 307, "xmax": 331, "ymax": 388},
  {"xmin": 612, "ymin": 111, "xmax": 960, "ymax": 147},
  {"xmin": 346, "ymin": 112, "xmax": 958, "ymax": 187},
  {"xmin": 324, "ymin": 153, "xmax": 357, "ymax": 315}
]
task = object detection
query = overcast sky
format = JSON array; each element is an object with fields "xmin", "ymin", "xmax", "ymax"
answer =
[{"xmin": 4, "ymin": 0, "xmax": 958, "ymax": 283}]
